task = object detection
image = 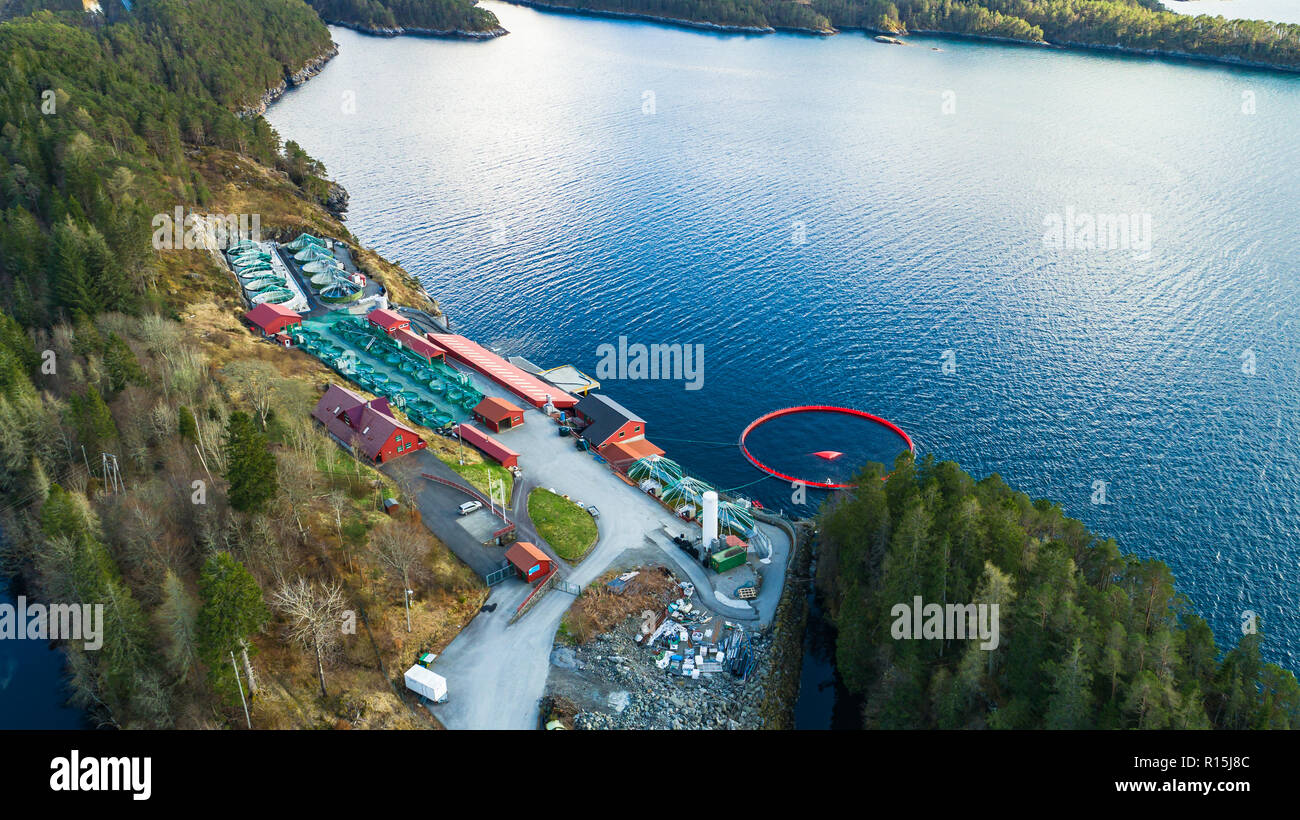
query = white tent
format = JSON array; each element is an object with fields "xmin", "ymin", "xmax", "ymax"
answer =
[{"xmin": 404, "ymin": 665, "xmax": 448, "ymax": 703}]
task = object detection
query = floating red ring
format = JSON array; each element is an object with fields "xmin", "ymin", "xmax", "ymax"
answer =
[{"xmin": 738, "ymin": 405, "xmax": 915, "ymax": 489}]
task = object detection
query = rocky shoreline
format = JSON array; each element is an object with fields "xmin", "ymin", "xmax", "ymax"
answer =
[
  {"xmin": 323, "ymin": 18, "xmax": 508, "ymax": 40},
  {"xmin": 502, "ymin": 0, "xmax": 831, "ymax": 36},
  {"xmin": 240, "ymin": 43, "xmax": 340, "ymax": 118}
]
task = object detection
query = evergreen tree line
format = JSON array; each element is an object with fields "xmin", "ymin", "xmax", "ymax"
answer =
[
  {"xmin": 816, "ymin": 454, "xmax": 1300, "ymax": 728},
  {"xmin": 522, "ymin": 0, "xmax": 1300, "ymax": 68},
  {"xmin": 307, "ymin": 0, "xmax": 502, "ymax": 33}
]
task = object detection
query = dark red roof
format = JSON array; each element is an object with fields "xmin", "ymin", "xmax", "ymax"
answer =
[
  {"xmin": 312, "ymin": 384, "xmax": 419, "ymax": 460},
  {"xmin": 456, "ymin": 423, "xmax": 519, "ymax": 466},
  {"xmin": 393, "ymin": 327, "xmax": 446, "ymax": 361},
  {"xmin": 367, "ymin": 308, "xmax": 410, "ymax": 332}
]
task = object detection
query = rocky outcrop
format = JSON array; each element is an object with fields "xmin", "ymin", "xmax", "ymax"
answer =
[
  {"xmin": 324, "ymin": 19, "xmax": 508, "ymax": 39},
  {"xmin": 325, "ymin": 181, "xmax": 350, "ymax": 218},
  {"xmin": 240, "ymin": 44, "xmax": 340, "ymax": 118}
]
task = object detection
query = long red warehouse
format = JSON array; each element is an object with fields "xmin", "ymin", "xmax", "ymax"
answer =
[
  {"xmin": 432, "ymin": 334, "xmax": 578, "ymax": 410},
  {"xmin": 456, "ymin": 423, "xmax": 520, "ymax": 469}
]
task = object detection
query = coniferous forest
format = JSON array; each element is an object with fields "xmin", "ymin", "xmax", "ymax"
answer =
[
  {"xmin": 306, "ymin": 0, "xmax": 503, "ymax": 34},
  {"xmin": 816, "ymin": 454, "xmax": 1300, "ymax": 729},
  {"xmin": 516, "ymin": 0, "xmax": 1300, "ymax": 70}
]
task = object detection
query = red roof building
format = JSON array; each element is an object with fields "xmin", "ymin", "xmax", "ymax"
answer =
[
  {"xmin": 472, "ymin": 396, "xmax": 525, "ymax": 433},
  {"xmin": 432, "ymin": 334, "xmax": 578, "ymax": 410},
  {"xmin": 393, "ymin": 327, "xmax": 446, "ymax": 363},
  {"xmin": 312, "ymin": 384, "xmax": 425, "ymax": 463},
  {"xmin": 244, "ymin": 303, "xmax": 302, "ymax": 338},
  {"xmin": 455, "ymin": 423, "xmax": 519, "ymax": 469},
  {"xmin": 574, "ymin": 394, "xmax": 655, "ymax": 457},
  {"xmin": 600, "ymin": 437, "xmax": 666, "ymax": 469},
  {"xmin": 505, "ymin": 541, "xmax": 552, "ymax": 583},
  {"xmin": 367, "ymin": 307, "xmax": 411, "ymax": 335}
]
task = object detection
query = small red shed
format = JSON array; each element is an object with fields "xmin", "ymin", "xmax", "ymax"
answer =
[
  {"xmin": 505, "ymin": 541, "xmax": 552, "ymax": 583},
  {"xmin": 455, "ymin": 423, "xmax": 519, "ymax": 469},
  {"xmin": 245, "ymin": 303, "xmax": 302, "ymax": 338},
  {"xmin": 472, "ymin": 397, "xmax": 525, "ymax": 432}
]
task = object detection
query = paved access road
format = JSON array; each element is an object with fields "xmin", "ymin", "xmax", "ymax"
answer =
[{"xmin": 386, "ymin": 377, "xmax": 791, "ymax": 729}]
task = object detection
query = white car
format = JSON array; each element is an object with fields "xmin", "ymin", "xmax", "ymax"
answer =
[{"xmin": 457, "ymin": 500, "xmax": 482, "ymax": 516}]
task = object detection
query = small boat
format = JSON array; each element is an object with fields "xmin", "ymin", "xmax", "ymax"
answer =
[{"xmin": 813, "ymin": 451, "xmax": 844, "ymax": 461}]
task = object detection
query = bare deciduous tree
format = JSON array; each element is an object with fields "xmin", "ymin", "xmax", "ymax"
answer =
[
  {"xmin": 271, "ymin": 577, "xmax": 346, "ymax": 699},
  {"xmin": 371, "ymin": 521, "xmax": 430, "ymax": 632}
]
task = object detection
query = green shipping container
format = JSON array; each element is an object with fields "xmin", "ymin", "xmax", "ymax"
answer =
[{"xmin": 710, "ymin": 546, "xmax": 747, "ymax": 573}]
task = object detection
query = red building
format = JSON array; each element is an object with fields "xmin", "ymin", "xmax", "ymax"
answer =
[
  {"xmin": 432, "ymin": 333, "xmax": 578, "ymax": 410},
  {"xmin": 393, "ymin": 327, "xmax": 446, "ymax": 363},
  {"xmin": 505, "ymin": 541, "xmax": 552, "ymax": 583},
  {"xmin": 367, "ymin": 307, "xmax": 411, "ymax": 335},
  {"xmin": 312, "ymin": 384, "xmax": 426, "ymax": 463},
  {"xmin": 455, "ymin": 423, "xmax": 519, "ymax": 469},
  {"xmin": 244, "ymin": 303, "xmax": 302, "ymax": 338},
  {"xmin": 472, "ymin": 397, "xmax": 525, "ymax": 432},
  {"xmin": 573, "ymin": 394, "xmax": 663, "ymax": 460}
]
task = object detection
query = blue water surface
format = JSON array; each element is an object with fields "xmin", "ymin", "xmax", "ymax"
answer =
[{"xmin": 266, "ymin": 3, "xmax": 1300, "ymax": 666}]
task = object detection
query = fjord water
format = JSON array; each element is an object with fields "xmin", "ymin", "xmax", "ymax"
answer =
[
  {"xmin": 0, "ymin": 579, "xmax": 88, "ymax": 728},
  {"xmin": 267, "ymin": 4, "xmax": 1300, "ymax": 668}
]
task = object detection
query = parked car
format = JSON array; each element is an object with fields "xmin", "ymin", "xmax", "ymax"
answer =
[
  {"xmin": 587, "ymin": 506, "xmax": 600, "ymax": 518},
  {"xmin": 457, "ymin": 500, "xmax": 482, "ymax": 516}
]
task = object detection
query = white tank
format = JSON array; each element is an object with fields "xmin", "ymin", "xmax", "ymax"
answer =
[{"xmin": 702, "ymin": 490, "xmax": 719, "ymax": 551}]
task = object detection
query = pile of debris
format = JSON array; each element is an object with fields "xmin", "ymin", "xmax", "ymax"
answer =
[
  {"xmin": 561, "ymin": 622, "xmax": 773, "ymax": 730},
  {"xmin": 636, "ymin": 584, "xmax": 760, "ymax": 681}
]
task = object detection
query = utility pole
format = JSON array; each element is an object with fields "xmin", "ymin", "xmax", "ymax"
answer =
[
  {"xmin": 230, "ymin": 650, "xmax": 252, "ymax": 729},
  {"xmin": 405, "ymin": 588, "xmax": 413, "ymax": 633}
]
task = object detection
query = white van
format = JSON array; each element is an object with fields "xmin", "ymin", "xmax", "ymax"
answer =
[{"xmin": 458, "ymin": 500, "xmax": 483, "ymax": 516}]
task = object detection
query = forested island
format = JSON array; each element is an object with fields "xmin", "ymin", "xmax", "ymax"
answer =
[
  {"xmin": 306, "ymin": 0, "xmax": 506, "ymax": 37},
  {"xmin": 506, "ymin": 0, "xmax": 1300, "ymax": 71},
  {"xmin": 816, "ymin": 454, "xmax": 1300, "ymax": 728}
]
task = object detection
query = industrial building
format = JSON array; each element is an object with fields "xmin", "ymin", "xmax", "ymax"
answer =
[
  {"xmin": 367, "ymin": 307, "xmax": 411, "ymax": 335},
  {"xmin": 455, "ymin": 423, "xmax": 519, "ymax": 469},
  {"xmin": 244, "ymin": 303, "xmax": 302, "ymax": 338},
  {"xmin": 432, "ymin": 334, "xmax": 579, "ymax": 411},
  {"xmin": 312, "ymin": 383, "xmax": 426, "ymax": 463},
  {"xmin": 472, "ymin": 397, "xmax": 525, "ymax": 432},
  {"xmin": 573, "ymin": 394, "xmax": 664, "ymax": 460}
]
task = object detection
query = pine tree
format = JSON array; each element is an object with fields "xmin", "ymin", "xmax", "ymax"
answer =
[
  {"xmin": 196, "ymin": 552, "xmax": 268, "ymax": 706},
  {"xmin": 222, "ymin": 411, "xmax": 277, "ymax": 513}
]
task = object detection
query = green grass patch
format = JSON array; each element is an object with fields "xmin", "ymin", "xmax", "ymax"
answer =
[
  {"xmin": 528, "ymin": 487, "xmax": 598, "ymax": 563},
  {"xmin": 451, "ymin": 461, "xmax": 514, "ymax": 504}
]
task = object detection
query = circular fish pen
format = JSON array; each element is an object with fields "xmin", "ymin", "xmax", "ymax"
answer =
[{"xmin": 738, "ymin": 405, "xmax": 914, "ymax": 489}]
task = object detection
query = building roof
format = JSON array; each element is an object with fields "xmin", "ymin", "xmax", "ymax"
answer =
[
  {"xmin": 601, "ymin": 437, "xmax": 665, "ymax": 465},
  {"xmin": 456, "ymin": 423, "xmax": 520, "ymax": 466},
  {"xmin": 367, "ymin": 307, "xmax": 410, "ymax": 331},
  {"xmin": 433, "ymin": 334, "xmax": 578, "ymax": 409},
  {"xmin": 393, "ymin": 327, "xmax": 446, "ymax": 362},
  {"xmin": 473, "ymin": 396, "xmax": 524, "ymax": 424},
  {"xmin": 505, "ymin": 541, "xmax": 550, "ymax": 573},
  {"xmin": 312, "ymin": 384, "xmax": 416, "ymax": 460},
  {"xmin": 244, "ymin": 302, "xmax": 301, "ymax": 331},
  {"xmin": 575, "ymin": 393, "xmax": 645, "ymax": 447}
]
